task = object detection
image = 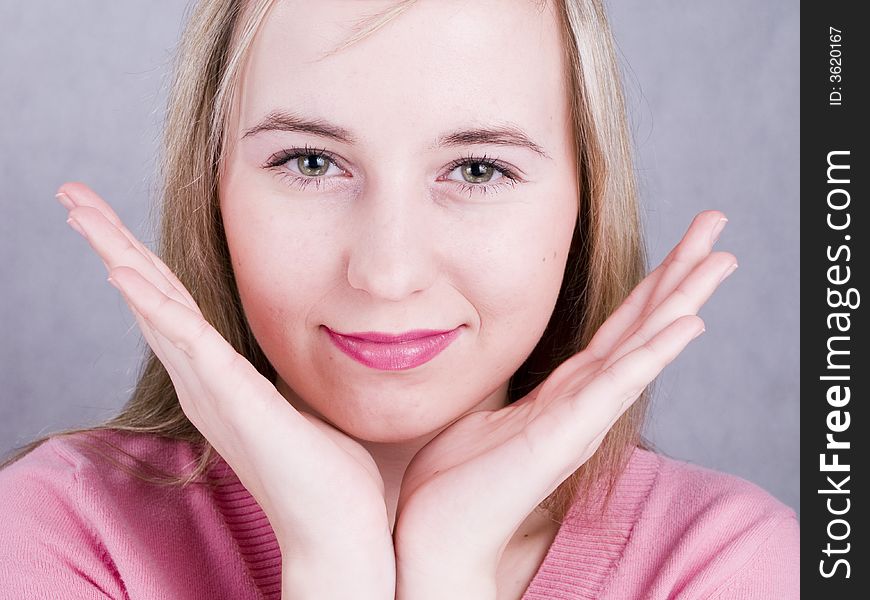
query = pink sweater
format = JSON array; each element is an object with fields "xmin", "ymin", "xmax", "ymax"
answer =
[{"xmin": 0, "ymin": 430, "xmax": 799, "ymax": 599}]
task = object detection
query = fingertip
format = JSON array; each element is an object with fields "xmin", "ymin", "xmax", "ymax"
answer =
[
  {"xmin": 107, "ymin": 273, "xmax": 133, "ymax": 305},
  {"xmin": 673, "ymin": 314, "xmax": 705, "ymax": 341},
  {"xmin": 710, "ymin": 216, "xmax": 728, "ymax": 246},
  {"xmin": 679, "ymin": 313, "xmax": 704, "ymax": 329},
  {"xmin": 107, "ymin": 274, "xmax": 123, "ymax": 292},
  {"xmin": 56, "ymin": 181, "xmax": 89, "ymax": 200},
  {"xmin": 691, "ymin": 318, "xmax": 706, "ymax": 340},
  {"xmin": 107, "ymin": 265, "xmax": 138, "ymax": 286},
  {"xmin": 707, "ymin": 251, "xmax": 738, "ymax": 275},
  {"xmin": 55, "ymin": 191, "xmax": 76, "ymax": 210},
  {"xmin": 56, "ymin": 183, "xmax": 122, "ymax": 220},
  {"xmin": 698, "ymin": 208, "xmax": 727, "ymax": 222},
  {"xmin": 55, "ymin": 182, "xmax": 73, "ymax": 198},
  {"xmin": 66, "ymin": 204, "xmax": 90, "ymax": 223}
]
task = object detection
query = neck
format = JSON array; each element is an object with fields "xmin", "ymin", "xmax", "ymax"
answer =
[{"xmin": 275, "ymin": 378, "xmax": 510, "ymax": 531}]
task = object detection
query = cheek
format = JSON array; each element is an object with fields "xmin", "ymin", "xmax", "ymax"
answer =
[
  {"xmin": 457, "ymin": 204, "xmax": 575, "ymax": 349},
  {"xmin": 222, "ymin": 204, "xmax": 335, "ymax": 345}
]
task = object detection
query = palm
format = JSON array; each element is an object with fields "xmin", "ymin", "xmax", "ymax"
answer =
[
  {"xmin": 55, "ymin": 182, "xmax": 392, "ymax": 558},
  {"xmin": 394, "ymin": 347, "xmax": 602, "ymax": 560},
  {"xmin": 393, "ymin": 211, "xmax": 737, "ymax": 575}
]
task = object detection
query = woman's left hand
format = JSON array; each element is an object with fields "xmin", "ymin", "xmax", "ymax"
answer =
[{"xmin": 392, "ymin": 211, "xmax": 737, "ymax": 599}]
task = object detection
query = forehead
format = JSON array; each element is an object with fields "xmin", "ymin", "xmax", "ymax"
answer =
[{"xmin": 235, "ymin": 0, "xmax": 568, "ymax": 145}]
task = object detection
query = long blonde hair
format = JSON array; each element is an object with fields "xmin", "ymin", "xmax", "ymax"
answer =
[{"xmin": 2, "ymin": 0, "xmax": 653, "ymax": 523}]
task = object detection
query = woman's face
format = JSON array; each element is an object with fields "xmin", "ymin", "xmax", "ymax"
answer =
[{"xmin": 220, "ymin": 0, "xmax": 578, "ymax": 442}]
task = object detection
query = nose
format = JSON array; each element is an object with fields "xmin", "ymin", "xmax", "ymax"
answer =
[{"xmin": 345, "ymin": 188, "xmax": 437, "ymax": 302}]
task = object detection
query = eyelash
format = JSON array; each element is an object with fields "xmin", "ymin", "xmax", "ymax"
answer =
[{"xmin": 263, "ymin": 143, "xmax": 521, "ymax": 198}]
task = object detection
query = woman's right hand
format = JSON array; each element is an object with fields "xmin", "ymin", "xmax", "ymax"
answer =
[{"xmin": 55, "ymin": 182, "xmax": 395, "ymax": 596}]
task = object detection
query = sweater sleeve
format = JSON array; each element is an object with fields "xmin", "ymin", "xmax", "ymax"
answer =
[
  {"xmin": 0, "ymin": 440, "xmax": 127, "ymax": 599},
  {"xmin": 708, "ymin": 511, "xmax": 800, "ymax": 600}
]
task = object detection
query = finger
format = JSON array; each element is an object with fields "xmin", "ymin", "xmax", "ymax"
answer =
[
  {"xmin": 57, "ymin": 183, "xmax": 199, "ymax": 311},
  {"xmin": 67, "ymin": 205, "xmax": 202, "ymax": 315},
  {"xmin": 602, "ymin": 251, "xmax": 736, "ymax": 371},
  {"xmin": 582, "ymin": 260, "xmax": 669, "ymax": 363},
  {"xmin": 56, "ymin": 183, "xmax": 153, "ymax": 256},
  {"xmin": 638, "ymin": 211, "xmax": 727, "ymax": 320},
  {"xmin": 109, "ymin": 273, "xmax": 206, "ymax": 422},
  {"xmin": 536, "ymin": 251, "xmax": 679, "ymax": 395},
  {"xmin": 106, "ymin": 266, "xmax": 290, "ymax": 428},
  {"xmin": 585, "ymin": 210, "xmax": 725, "ymax": 362},
  {"xmin": 108, "ymin": 268, "xmax": 239, "ymax": 439},
  {"xmin": 107, "ymin": 266, "xmax": 331, "ymax": 492},
  {"xmin": 502, "ymin": 315, "xmax": 705, "ymax": 510},
  {"xmin": 570, "ymin": 315, "xmax": 705, "ymax": 447}
]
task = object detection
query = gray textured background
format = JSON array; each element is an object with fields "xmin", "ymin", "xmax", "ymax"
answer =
[{"xmin": 0, "ymin": 1, "xmax": 799, "ymax": 515}]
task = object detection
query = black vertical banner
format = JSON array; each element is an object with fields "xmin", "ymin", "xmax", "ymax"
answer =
[{"xmin": 802, "ymin": 2, "xmax": 868, "ymax": 596}]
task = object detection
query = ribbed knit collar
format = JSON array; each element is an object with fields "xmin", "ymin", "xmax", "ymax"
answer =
[
  {"xmin": 208, "ymin": 460, "xmax": 282, "ymax": 599},
  {"xmin": 523, "ymin": 447, "xmax": 661, "ymax": 598},
  {"xmin": 208, "ymin": 447, "xmax": 660, "ymax": 599}
]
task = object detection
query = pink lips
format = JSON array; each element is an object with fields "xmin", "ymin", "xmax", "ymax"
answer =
[{"xmin": 324, "ymin": 326, "xmax": 462, "ymax": 371}]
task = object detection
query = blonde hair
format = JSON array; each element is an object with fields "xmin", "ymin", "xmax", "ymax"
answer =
[{"xmin": 2, "ymin": 0, "xmax": 654, "ymax": 522}]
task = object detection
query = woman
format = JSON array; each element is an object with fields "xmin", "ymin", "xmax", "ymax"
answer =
[{"xmin": 0, "ymin": 0, "xmax": 798, "ymax": 598}]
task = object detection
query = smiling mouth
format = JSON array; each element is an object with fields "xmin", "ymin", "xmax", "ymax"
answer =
[{"xmin": 323, "ymin": 326, "xmax": 462, "ymax": 371}]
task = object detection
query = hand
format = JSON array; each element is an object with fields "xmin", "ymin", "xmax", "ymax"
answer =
[
  {"xmin": 55, "ymin": 182, "xmax": 396, "ymax": 596},
  {"xmin": 392, "ymin": 210, "xmax": 736, "ymax": 598}
]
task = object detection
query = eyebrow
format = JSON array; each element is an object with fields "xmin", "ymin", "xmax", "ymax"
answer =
[
  {"xmin": 243, "ymin": 111, "xmax": 357, "ymax": 144},
  {"xmin": 241, "ymin": 110, "xmax": 551, "ymax": 159}
]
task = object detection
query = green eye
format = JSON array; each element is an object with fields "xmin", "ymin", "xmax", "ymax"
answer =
[
  {"xmin": 297, "ymin": 154, "xmax": 331, "ymax": 177},
  {"xmin": 461, "ymin": 162, "xmax": 497, "ymax": 183},
  {"xmin": 444, "ymin": 157, "xmax": 521, "ymax": 198}
]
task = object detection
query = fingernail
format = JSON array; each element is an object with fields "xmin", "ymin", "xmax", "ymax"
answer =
[
  {"xmin": 718, "ymin": 262, "xmax": 738, "ymax": 283},
  {"xmin": 710, "ymin": 217, "xmax": 728, "ymax": 245},
  {"xmin": 66, "ymin": 217, "xmax": 87, "ymax": 238},
  {"xmin": 107, "ymin": 276, "xmax": 127, "ymax": 297},
  {"xmin": 692, "ymin": 327, "xmax": 706, "ymax": 340},
  {"xmin": 55, "ymin": 192, "xmax": 76, "ymax": 210},
  {"xmin": 66, "ymin": 216, "xmax": 88, "ymax": 238}
]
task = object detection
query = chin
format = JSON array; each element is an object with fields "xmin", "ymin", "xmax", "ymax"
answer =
[
  {"xmin": 342, "ymin": 422, "xmax": 440, "ymax": 445},
  {"xmin": 318, "ymin": 393, "xmax": 460, "ymax": 445}
]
